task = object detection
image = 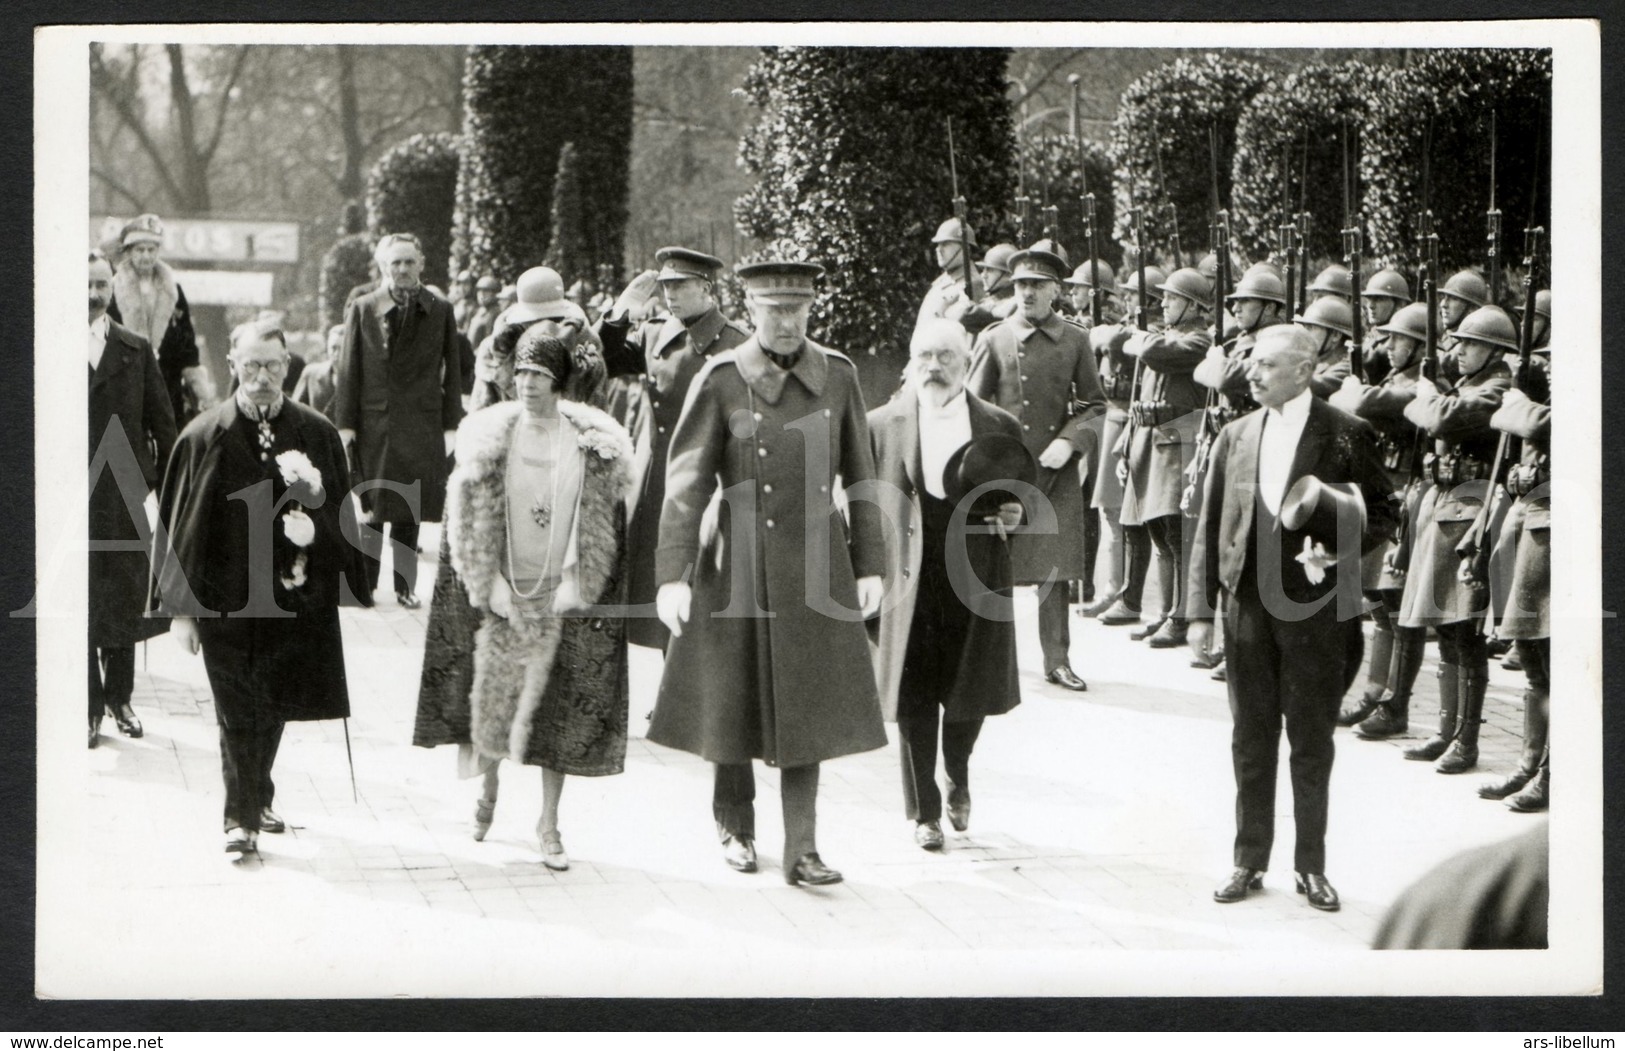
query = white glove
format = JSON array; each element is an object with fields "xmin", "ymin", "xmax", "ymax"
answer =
[
  {"xmin": 658, "ymin": 581, "xmax": 692, "ymax": 637},
  {"xmin": 172, "ymin": 615, "xmax": 200, "ymax": 656},
  {"xmin": 856, "ymin": 575, "xmax": 884, "ymax": 617},
  {"xmin": 1038, "ymin": 438, "xmax": 1074, "ymax": 471}
]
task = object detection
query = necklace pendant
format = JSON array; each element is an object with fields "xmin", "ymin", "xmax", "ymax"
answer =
[{"xmin": 531, "ymin": 500, "xmax": 551, "ymax": 528}]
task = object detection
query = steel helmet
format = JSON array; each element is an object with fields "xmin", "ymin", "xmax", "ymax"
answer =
[
  {"xmin": 1196, "ymin": 252, "xmax": 1241, "ymax": 283},
  {"xmin": 1242, "ymin": 260, "xmax": 1285, "ymax": 282},
  {"xmin": 1119, "ymin": 266, "xmax": 1169, "ymax": 296},
  {"xmin": 1513, "ymin": 289, "xmax": 1552, "ymax": 322},
  {"xmin": 978, "ymin": 243, "xmax": 1018, "ymax": 275},
  {"xmin": 1157, "ymin": 267, "xmax": 1214, "ymax": 310},
  {"xmin": 1293, "ymin": 297, "xmax": 1354, "ymax": 339},
  {"xmin": 1454, "ymin": 305, "xmax": 1520, "ymax": 351},
  {"xmin": 1361, "ymin": 268, "xmax": 1412, "ymax": 303},
  {"xmin": 1440, "ymin": 269, "xmax": 1490, "ymax": 307},
  {"xmin": 932, "ymin": 217, "xmax": 979, "ymax": 247},
  {"xmin": 1376, "ymin": 302, "xmax": 1430, "ymax": 343},
  {"xmin": 1308, "ymin": 264, "xmax": 1354, "ymax": 299},
  {"xmin": 1226, "ymin": 269, "xmax": 1288, "ymax": 306},
  {"xmin": 1063, "ymin": 259, "xmax": 1116, "ymax": 289},
  {"xmin": 1026, "ymin": 238, "xmax": 1071, "ymax": 270}
]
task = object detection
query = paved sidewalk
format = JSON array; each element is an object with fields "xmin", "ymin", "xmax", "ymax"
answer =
[{"xmin": 46, "ymin": 527, "xmax": 1547, "ymax": 998}]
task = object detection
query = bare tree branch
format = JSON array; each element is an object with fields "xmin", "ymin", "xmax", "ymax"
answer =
[
  {"xmin": 89, "ymin": 46, "xmax": 186, "ymax": 207},
  {"xmin": 1008, "ymin": 49, "xmax": 1089, "ymax": 109},
  {"xmin": 91, "ymin": 167, "xmax": 148, "ymax": 212},
  {"xmin": 201, "ymin": 46, "xmax": 252, "ymax": 164}
]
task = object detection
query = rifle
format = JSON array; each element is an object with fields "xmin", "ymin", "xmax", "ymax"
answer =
[
  {"xmin": 1183, "ymin": 127, "xmax": 1232, "ymax": 517},
  {"xmin": 1459, "ymin": 224, "xmax": 1541, "ymax": 587},
  {"xmin": 1079, "ymin": 135, "xmax": 1103, "ymax": 327},
  {"xmin": 1392, "ymin": 211, "xmax": 1439, "ymax": 574},
  {"xmin": 1015, "ymin": 139, "xmax": 1032, "ymax": 245},
  {"xmin": 946, "ymin": 118, "xmax": 980, "ymax": 303},
  {"xmin": 1151, "ymin": 123, "xmax": 1183, "ymax": 269},
  {"xmin": 1342, "ymin": 118, "xmax": 1366, "ymax": 382},
  {"xmin": 1296, "ymin": 135, "xmax": 1311, "ymax": 317},
  {"xmin": 1485, "ymin": 110, "xmax": 1504, "ymax": 307},
  {"xmin": 1280, "ymin": 141, "xmax": 1299, "ymax": 312}
]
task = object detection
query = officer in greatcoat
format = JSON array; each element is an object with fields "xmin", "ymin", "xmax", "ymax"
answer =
[
  {"xmin": 968, "ymin": 245, "xmax": 1107, "ymax": 690},
  {"xmin": 597, "ymin": 246, "xmax": 751, "ymax": 650},
  {"xmin": 649, "ymin": 259, "xmax": 886, "ymax": 887},
  {"xmin": 868, "ymin": 318, "xmax": 1024, "ymax": 851}
]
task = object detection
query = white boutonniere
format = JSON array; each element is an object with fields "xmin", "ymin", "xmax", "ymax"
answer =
[
  {"xmin": 276, "ymin": 449, "xmax": 325, "ymax": 506},
  {"xmin": 577, "ymin": 428, "xmax": 621, "ymax": 461}
]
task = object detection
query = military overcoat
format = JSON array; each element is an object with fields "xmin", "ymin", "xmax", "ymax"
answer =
[{"xmin": 1117, "ymin": 319, "xmax": 1209, "ymax": 525}]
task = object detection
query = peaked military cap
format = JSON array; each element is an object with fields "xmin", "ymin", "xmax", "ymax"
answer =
[{"xmin": 655, "ymin": 246, "xmax": 725, "ymax": 283}]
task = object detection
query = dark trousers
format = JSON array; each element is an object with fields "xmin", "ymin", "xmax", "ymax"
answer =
[
  {"xmin": 898, "ymin": 709, "xmax": 983, "ymax": 823},
  {"xmin": 1145, "ymin": 514, "xmax": 1184, "ymax": 624},
  {"xmin": 1038, "ymin": 583, "xmax": 1072, "ymax": 671},
  {"xmin": 1226, "ymin": 577, "xmax": 1357, "ymax": 874},
  {"xmin": 1120, "ymin": 523, "xmax": 1152, "ymax": 612},
  {"xmin": 89, "ymin": 643, "xmax": 135, "ymax": 719},
  {"xmin": 1081, "ymin": 505, "xmax": 1100, "ymax": 599},
  {"xmin": 362, "ymin": 519, "xmax": 421, "ymax": 596},
  {"xmin": 215, "ymin": 690, "xmax": 285, "ymax": 834},
  {"xmin": 713, "ymin": 761, "xmax": 821, "ymax": 861}
]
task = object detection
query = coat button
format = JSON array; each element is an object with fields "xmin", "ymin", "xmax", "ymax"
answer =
[
  {"xmin": 902, "ymin": 568, "xmax": 911, "ymax": 578},
  {"xmin": 820, "ymin": 484, "xmax": 829, "ymax": 493},
  {"xmin": 824, "ymin": 409, "xmax": 831, "ymax": 417},
  {"xmin": 763, "ymin": 483, "xmax": 773, "ymax": 494},
  {"xmin": 753, "ymin": 412, "xmax": 763, "ymax": 422},
  {"xmin": 658, "ymin": 425, "xmax": 667, "ymax": 434},
  {"xmin": 1023, "ymin": 399, "xmax": 1031, "ymax": 406},
  {"xmin": 906, "ymin": 526, "xmax": 914, "ymax": 536},
  {"xmin": 1024, "ymin": 424, "xmax": 1031, "ymax": 430},
  {"xmin": 765, "ymin": 519, "xmax": 776, "ymax": 529},
  {"xmin": 1021, "ymin": 375, "xmax": 1029, "ymax": 382},
  {"xmin": 757, "ymin": 447, "xmax": 767, "ymax": 458},
  {"xmin": 1019, "ymin": 351, "xmax": 1026, "ymax": 358}
]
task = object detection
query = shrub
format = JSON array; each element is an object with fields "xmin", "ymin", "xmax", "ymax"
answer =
[
  {"xmin": 542, "ymin": 142, "xmax": 592, "ymax": 284},
  {"xmin": 366, "ymin": 131, "xmax": 461, "ymax": 290},
  {"xmin": 318, "ymin": 228, "xmax": 374, "ymax": 331}
]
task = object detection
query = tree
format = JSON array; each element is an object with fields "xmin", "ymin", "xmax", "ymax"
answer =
[
  {"xmin": 365, "ymin": 131, "xmax": 461, "ymax": 289},
  {"xmin": 1109, "ymin": 55, "xmax": 1272, "ymax": 271},
  {"xmin": 542, "ymin": 142, "xmax": 592, "ymax": 283},
  {"xmin": 734, "ymin": 46, "xmax": 1015, "ymax": 398},
  {"xmin": 452, "ymin": 46, "xmax": 634, "ymax": 286},
  {"xmin": 1017, "ymin": 132, "xmax": 1121, "ymax": 269},
  {"xmin": 1361, "ymin": 48, "xmax": 1550, "ymax": 285},
  {"xmin": 319, "ymin": 204, "xmax": 374, "ymax": 332}
]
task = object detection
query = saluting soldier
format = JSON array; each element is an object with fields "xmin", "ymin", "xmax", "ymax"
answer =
[
  {"xmin": 1113, "ymin": 267, "xmax": 1212, "ymax": 649},
  {"xmin": 968, "ymin": 245, "xmax": 1107, "ymax": 691},
  {"xmin": 915, "ymin": 217, "xmax": 983, "ymax": 341},
  {"xmin": 1328, "ymin": 301, "xmax": 1432, "ymax": 739},
  {"xmin": 596, "ymin": 247, "xmax": 751, "ymax": 650},
  {"xmin": 959, "ymin": 242, "xmax": 1020, "ymax": 336},
  {"xmin": 1295, "ymin": 298, "xmax": 1355, "ymax": 399},
  {"xmin": 1396, "ymin": 306, "xmax": 1516, "ymax": 774},
  {"xmin": 649, "ymin": 259, "xmax": 887, "ymax": 887},
  {"xmin": 1359, "ymin": 268, "xmax": 1413, "ymax": 387}
]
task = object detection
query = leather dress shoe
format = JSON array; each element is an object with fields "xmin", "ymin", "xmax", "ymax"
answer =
[
  {"xmin": 1213, "ymin": 867, "xmax": 1264, "ymax": 903},
  {"xmin": 1096, "ymin": 599, "xmax": 1142, "ymax": 626},
  {"xmin": 1501, "ymin": 651, "xmax": 1524, "ymax": 672},
  {"xmin": 946, "ymin": 780, "xmax": 971, "ymax": 832},
  {"xmin": 396, "ymin": 590, "xmax": 422, "ymax": 610},
  {"xmin": 784, "ymin": 852, "xmax": 843, "ymax": 886},
  {"xmin": 914, "ymin": 821, "xmax": 945, "ymax": 851},
  {"xmin": 722, "ymin": 833, "xmax": 758, "ymax": 873},
  {"xmin": 1146, "ymin": 620, "xmax": 1188, "ymax": 648},
  {"xmin": 1210, "ymin": 661, "xmax": 1228, "ymax": 682},
  {"xmin": 1189, "ymin": 650, "xmax": 1223, "ymax": 670},
  {"xmin": 1129, "ymin": 617, "xmax": 1167, "ymax": 641},
  {"xmin": 1045, "ymin": 666, "xmax": 1088, "ymax": 692},
  {"xmin": 259, "ymin": 808, "xmax": 286, "ymax": 834},
  {"xmin": 1295, "ymin": 872, "xmax": 1340, "ymax": 911},
  {"xmin": 109, "ymin": 702, "xmax": 143, "ymax": 738},
  {"xmin": 224, "ymin": 827, "xmax": 257, "ymax": 855},
  {"xmin": 88, "ymin": 716, "xmax": 101, "ymax": 750}
]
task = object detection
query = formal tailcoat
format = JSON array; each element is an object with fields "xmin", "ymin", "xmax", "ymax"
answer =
[
  {"xmin": 90, "ymin": 319, "xmax": 177, "ymax": 648},
  {"xmin": 968, "ymin": 311, "xmax": 1107, "ymax": 584},
  {"xmin": 647, "ymin": 337, "xmax": 888, "ymax": 768},
  {"xmin": 1329, "ymin": 361, "xmax": 1425, "ymax": 591},
  {"xmin": 1118, "ymin": 319, "xmax": 1210, "ymax": 525},
  {"xmin": 1397, "ymin": 359, "xmax": 1513, "ymax": 628},
  {"xmin": 866, "ymin": 389, "xmax": 1022, "ymax": 723},
  {"xmin": 1488, "ymin": 392, "xmax": 1551, "ymax": 640},
  {"xmin": 151, "ymin": 397, "xmax": 372, "ymax": 722},
  {"xmin": 335, "ymin": 285, "xmax": 464, "ymax": 523},
  {"xmin": 599, "ymin": 304, "xmax": 751, "ymax": 648},
  {"xmin": 108, "ymin": 259, "xmax": 199, "ymax": 427}
]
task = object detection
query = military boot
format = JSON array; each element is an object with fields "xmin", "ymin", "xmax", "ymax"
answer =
[
  {"xmin": 1338, "ymin": 623, "xmax": 1393, "ymax": 727},
  {"xmin": 1357, "ymin": 628, "xmax": 1424, "ymax": 741},
  {"xmin": 1507, "ymin": 748, "xmax": 1549, "ymax": 812},
  {"xmin": 1435, "ymin": 666, "xmax": 1487, "ymax": 774},
  {"xmin": 1478, "ymin": 685, "xmax": 1548, "ymax": 799},
  {"xmin": 1403, "ymin": 661, "xmax": 1459, "ymax": 761}
]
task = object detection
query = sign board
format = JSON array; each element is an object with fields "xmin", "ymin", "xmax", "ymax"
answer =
[
  {"xmin": 96, "ymin": 216, "xmax": 300, "ymax": 264},
  {"xmin": 172, "ymin": 269, "xmax": 276, "ymax": 307}
]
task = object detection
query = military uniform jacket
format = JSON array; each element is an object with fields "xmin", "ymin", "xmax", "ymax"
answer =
[
  {"xmin": 1309, "ymin": 345, "xmax": 1352, "ymax": 399},
  {"xmin": 1489, "ymin": 391, "xmax": 1551, "ymax": 639},
  {"xmin": 1118, "ymin": 319, "xmax": 1210, "ymax": 525},
  {"xmin": 1329, "ymin": 361, "xmax": 1423, "ymax": 491},
  {"xmin": 915, "ymin": 271, "xmax": 973, "ymax": 337},
  {"xmin": 1087, "ymin": 322, "xmax": 1134, "ymax": 510},
  {"xmin": 599, "ymin": 304, "xmax": 751, "ymax": 647},
  {"xmin": 1193, "ymin": 320, "xmax": 1286, "ymax": 416},
  {"xmin": 647, "ymin": 336, "xmax": 887, "ymax": 768},
  {"xmin": 968, "ymin": 311, "xmax": 1107, "ymax": 584}
]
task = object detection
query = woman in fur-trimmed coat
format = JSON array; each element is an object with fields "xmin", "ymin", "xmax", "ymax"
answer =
[{"xmin": 413, "ymin": 331, "xmax": 631, "ymax": 870}]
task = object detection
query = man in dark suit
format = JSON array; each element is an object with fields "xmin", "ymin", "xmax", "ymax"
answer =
[
  {"xmin": 89, "ymin": 250, "xmax": 176, "ymax": 748},
  {"xmin": 1187, "ymin": 325, "xmax": 1396, "ymax": 912},
  {"xmin": 335, "ymin": 232, "xmax": 464, "ymax": 608},
  {"xmin": 867, "ymin": 318, "xmax": 1024, "ymax": 851}
]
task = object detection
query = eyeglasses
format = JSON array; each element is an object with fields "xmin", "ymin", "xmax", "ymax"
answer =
[{"xmin": 236, "ymin": 359, "xmax": 288, "ymax": 377}]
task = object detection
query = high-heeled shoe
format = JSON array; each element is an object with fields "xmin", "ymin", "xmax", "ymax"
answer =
[
  {"xmin": 473, "ymin": 796, "xmax": 496, "ymax": 842},
  {"xmin": 540, "ymin": 828, "xmax": 569, "ymax": 871}
]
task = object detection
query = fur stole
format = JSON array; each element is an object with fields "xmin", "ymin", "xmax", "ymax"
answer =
[
  {"xmin": 111, "ymin": 258, "xmax": 180, "ymax": 352},
  {"xmin": 447, "ymin": 400, "xmax": 633, "ymax": 763}
]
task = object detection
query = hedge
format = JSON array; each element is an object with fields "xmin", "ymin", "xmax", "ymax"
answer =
[
  {"xmin": 1109, "ymin": 54, "xmax": 1271, "ymax": 271},
  {"xmin": 734, "ymin": 46, "xmax": 1014, "ymax": 396},
  {"xmin": 1018, "ymin": 132, "xmax": 1120, "ymax": 269},
  {"xmin": 542, "ymin": 142, "xmax": 592, "ymax": 283},
  {"xmin": 366, "ymin": 131, "xmax": 461, "ymax": 291},
  {"xmin": 452, "ymin": 46, "xmax": 633, "ymax": 287},
  {"xmin": 319, "ymin": 228, "xmax": 374, "ymax": 332}
]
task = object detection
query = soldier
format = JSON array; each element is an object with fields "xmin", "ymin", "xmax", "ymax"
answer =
[
  {"xmin": 1294, "ymin": 297, "xmax": 1355, "ymax": 399},
  {"xmin": 1396, "ymin": 306, "xmax": 1516, "ymax": 774},
  {"xmin": 969, "ymin": 245, "xmax": 1107, "ymax": 691},
  {"xmin": 958, "ymin": 242, "xmax": 1020, "ymax": 336},
  {"xmin": 465, "ymin": 275, "xmax": 502, "ymax": 349},
  {"xmin": 1307, "ymin": 264, "xmax": 1355, "ymax": 307},
  {"xmin": 596, "ymin": 247, "xmax": 751, "ymax": 650},
  {"xmin": 1328, "ymin": 302, "xmax": 1431, "ymax": 739},
  {"xmin": 1436, "ymin": 269, "xmax": 1490, "ymax": 372},
  {"xmin": 450, "ymin": 269, "xmax": 475, "ymax": 330},
  {"xmin": 1359, "ymin": 268, "xmax": 1413, "ymax": 387},
  {"xmin": 1511, "ymin": 289, "xmax": 1552, "ymax": 399},
  {"xmin": 1065, "ymin": 258, "xmax": 1118, "ymax": 608},
  {"xmin": 1112, "ymin": 267, "xmax": 1212, "ymax": 649},
  {"xmin": 1197, "ymin": 251, "xmax": 1241, "ymax": 340},
  {"xmin": 649, "ymin": 259, "xmax": 887, "ymax": 886},
  {"xmin": 915, "ymin": 217, "xmax": 983, "ymax": 340},
  {"xmin": 1090, "ymin": 265, "xmax": 1166, "ymax": 627}
]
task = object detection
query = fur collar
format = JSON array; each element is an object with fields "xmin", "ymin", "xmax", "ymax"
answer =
[
  {"xmin": 455, "ymin": 399, "xmax": 634, "ymax": 481},
  {"xmin": 111, "ymin": 258, "xmax": 179, "ymax": 351}
]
